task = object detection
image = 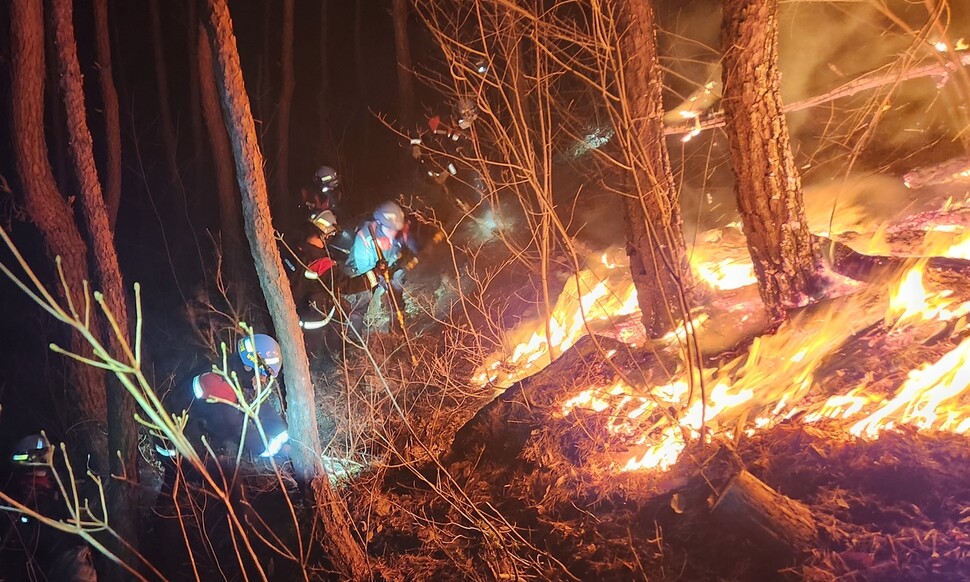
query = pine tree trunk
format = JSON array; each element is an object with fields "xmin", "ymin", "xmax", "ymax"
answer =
[
  {"xmin": 201, "ymin": 1, "xmax": 370, "ymax": 576},
  {"xmin": 721, "ymin": 0, "xmax": 821, "ymax": 323},
  {"xmin": 10, "ymin": 0, "xmax": 109, "ymax": 470},
  {"xmin": 44, "ymin": 24, "xmax": 69, "ymax": 191},
  {"xmin": 92, "ymin": 0, "xmax": 122, "ymax": 229},
  {"xmin": 616, "ymin": 0, "xmax": 692, "ymax": 338},
  {"xmin": 198, "ymin": 23, "xmax": 249, "ymax": 298},
  {"xmin": 392, "ymin": 0, "xmax": 415, "ymax": 126},
  {"xmin": 51, "ymin": 0, "xmax": 139, "ymax": 572},
  {"xmin": 187, "ymin": 0, "xmax": 204, "ymax": 162},
  {"xmin": 149, "ymin": 0, "xmax": 179, "ymax": 178},
  {"xmin": 276, "ymin": 0, "xmax": 295, "ymax": 203},
  {"xmin": 354, "ymin": 0, "xmax": 370, "ymax": 156},
  {"xmin": 317, "ymin": 0, "xmax": 336, "ymax": 162}
]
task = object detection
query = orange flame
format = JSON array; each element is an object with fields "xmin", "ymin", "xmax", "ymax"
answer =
[{"xmin": 476, "ymin": 213, "xmax": 970, "ymax": 475}]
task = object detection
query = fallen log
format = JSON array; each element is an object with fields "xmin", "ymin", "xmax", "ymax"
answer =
[
  {"xmin": 711, "ymin": 469, "xmax": 818, "ymax": 556},
  {"xmin": 817, "ymin": 235, "xmax": 970, "ymax": 284}
]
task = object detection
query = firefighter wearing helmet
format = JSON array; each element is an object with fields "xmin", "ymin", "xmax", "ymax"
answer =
[
  {"xmin": 347, "ymin": 201, "xmax": 419, "ymax": 333},
  {"xmin": 237, "ymin": 334, "xmax": 283, "ymax": 378},
  {"xmin": 293, "ymin": 209, "xmax": 353, "ymax": 354},
  {"xmin": 299, "ymin": 164, "xmax": 343, "ymax": 220},
  {"xmin": 3, "ymin": 433, "xmax": 97, "ymax": 580}
]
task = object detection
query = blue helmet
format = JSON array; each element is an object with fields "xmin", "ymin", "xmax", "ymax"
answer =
[
  {"xmin": 374, "ymin": 201, "xmax": 405, "ymax": 232},
  {"xmin": 237, "ymin": 334, "xmax": 283, "ymax": 377}
]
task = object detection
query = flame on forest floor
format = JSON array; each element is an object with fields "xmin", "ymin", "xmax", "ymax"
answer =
[
  {"xmin": 473, "ymin": 216, "xmax": 970, "ymax": 474},
  {"xmin": 473, "ymin": 235, "xmax": 757, "ymax": 389}
]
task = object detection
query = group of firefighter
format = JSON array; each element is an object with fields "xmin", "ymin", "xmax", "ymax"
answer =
[{"xmin": 0, "ymin": 103, "xmax": 482, "ymax": 578}]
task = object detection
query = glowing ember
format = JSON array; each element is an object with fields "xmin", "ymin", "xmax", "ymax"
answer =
[
  {"xmin": 473, "ymin": 238, "xmax": 753, "ymax": 389},
  {"xmin": 849, "ymin": 336, "xmax": 970, "ymax": 438},
  {"xmin": 473, "ymin": 247, "xmax": 641, "ymax": 388},
  {"xmin": 692, "ymin": 259, "xmax": 757, "ymax": 291},
  {"xmin": 886, "ymin": 261, "xmax": 970, "ymax": 327},
  {"xmin": 479, "ymin": 211, "xmax": 970, "ymax": 476}
]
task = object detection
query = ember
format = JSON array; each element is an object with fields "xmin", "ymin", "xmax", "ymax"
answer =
[{"xmin": 475, "ymin": 203, "xmax": 970, "ymax": 476}]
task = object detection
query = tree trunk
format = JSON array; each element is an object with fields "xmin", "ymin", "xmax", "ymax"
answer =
[
  {"xmin": 317, "ymin": 0, "xmax": 336, "ymax": 162},
  {"xmin": 354, "ymin": 0, "xmax": 370, "ymax": 156},
  {"xmin": 198, "ymin": 23, "xmax": 249, "ymax": 299},
  {"xmin": 391, "ymin": 0, "xmax": 415, "ymax": 126},
  {"xmin": 616, "ymin": 0, "xmax": 693, "ymax": 338},
  {"xmin": 711, "ymin": 469, "xmax": 817, "ymax": 555},
  {"xmin": 721, "ymin": 0, "xmax": 822, "ymax": 323},
  {"xmin": 186, "ymin": 0, "xmax": 204, "ymax": 162},
  {"xmin": 51, "ymin": 0, "xmax": 139, "ymax": 572},
  {"xmin": 44, "ymin": 21, "xmax": 69, "ymax": 191},
  {"xmin": 275, "ymin": 0, "xmax": 294, "ymax": 203},
  {"xmin": 200, "ymin": 1, "xmax": 370, "ymax": 576},
  {"xmin": 148, "ymin": 0, "xmax": 179, "ymax": 178},
  {"xmin": 10, "ymin": 0, "xmax": 108, "ymax": 469},
  {"xmin": 91, "ymin": 0, "xmax": 122, "ymax": 229}
]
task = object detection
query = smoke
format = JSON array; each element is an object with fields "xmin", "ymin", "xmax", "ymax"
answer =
[{"xmin": 655, "ymin": 0, "xmax": 970, "ymax": 241}]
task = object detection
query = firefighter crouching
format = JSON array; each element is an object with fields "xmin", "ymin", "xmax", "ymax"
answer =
[{"xmin": 154, "ymin": 334, "xmax": 291, "ymax": 501}]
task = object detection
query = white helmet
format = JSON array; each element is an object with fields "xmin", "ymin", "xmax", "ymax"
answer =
[
  {"xmin": 314, "ymin": 166, "xmax": 340, "ymax": 193},
  {"xmin": 374, "ymin": 201, "xmax": 405, "ymax": 232},
  {"xmin": 309, "ymin": 210, "xmax": 338, "ymax": 237}
]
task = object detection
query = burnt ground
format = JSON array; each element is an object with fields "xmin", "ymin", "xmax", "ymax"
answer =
[{"xmin": 337, "ymin": 203, "xmax": 970, "ymax": 581}]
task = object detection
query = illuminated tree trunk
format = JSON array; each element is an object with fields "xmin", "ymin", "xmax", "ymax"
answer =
[
  {"xmin": 276, "ymin": 0, "xmax": 294, "ymax": 201},
  {"xmin": 201, "ymin": 1, "xmax": 369, "ymax": 576},
  {"xmin": 392, "ymin": 0, "xmax": 415, "ymax": 125},
  {"xmin": 10, "ymin": 0, "xmax": 108, "ymax": 473},
  {"xmin": 44, "ymin": 25, "xmax": 68, "ymax": 190},
  {"xmin": 51, "ymin": 0, "xmax": 139, "ymax": 570},
  {"xmin": 616, "ymin": 0, "xmax": 692, "ymax": 338},
  {"xmin": 721, "ymin": 0, "xmax": 822, "ymax": 323},
  {"xmin": 198, "ymin": 24, "xmax": 249, "ymax": 297},
  {"xmin": 92, "ymin": 0, "xmax": 122, "ymax": 228}
]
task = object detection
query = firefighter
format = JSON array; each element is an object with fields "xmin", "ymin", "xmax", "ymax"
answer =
[
  {"xmin": 236, "ymin": 333, "xmax": 283, "ymax": 380},
  {"xmin": 1, "ymin": 434, "xmax": 97, "ymax": 581},
  {"xmin": 7, "ymin": 434, "xmax": 57, "ymax": 525},
  {"xmin": 299, "ymin": 165, "xmax": 343, "ymax": 217},
  {"xmin": 411, "ymin": 110, "xmax": 471, "ymax": 186},
  {"xmin": 410, "ymin": 101, "xmax": 483, "ymax": 215},
  {"xmin": 347, "ymin": 201, "xmax": 419, "ymax": 333},
  {"xmin": 189, "ymin": 371, "xmax": 289, "ymax": 459},
  {"xmin": 292, "ymin": 210, "xmax": 354, "ymax": 357}
]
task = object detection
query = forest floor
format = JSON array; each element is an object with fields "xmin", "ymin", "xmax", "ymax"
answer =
[{"xmin": 328, "ymin": 193, "xmax": 970, "ymax": 581}]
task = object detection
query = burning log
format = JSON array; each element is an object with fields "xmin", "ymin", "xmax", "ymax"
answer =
[
  {"xmin": 903, "ymin": 156, "xmax": 970, "ymax": 190},
  {"xmin": 818, "ymin": 235, "xmax": 970, "ymax": 283},
  {"xmin": 711, "ymin": 468, "xmax": 818, "ymax": 556}
]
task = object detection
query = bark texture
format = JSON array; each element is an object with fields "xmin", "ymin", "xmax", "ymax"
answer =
[
  {"xmin": 392, "ymin": 0, "xmax": 415, "ymax": 126},
  {"xmin": 198, "ymin": 24, "xmax": 249, "ymax": 296},
  {"xmin": 92, "ymin": 0, "xmax": 122, "ymax": 228},
  {"xmin": 276, "ymin": 0, "xmax": 294, "ymax": 201},
  {"xmin": 616, "ymin": 0, "xmax": 692, "ymax": 338},
  {"xmin": 10, "ymin": 0, "xmax": 108, "ymax": 466},
  {"xmin": 201, "ymin": 1, "xmax": 370, "ymax": 576},
  {"xmin": 721, "ymin": 0, "xmax": 821, "ymax": 322},
  {"xmin": 51, "ymin": 0, "xmax": 139, "ymax": 570}
]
